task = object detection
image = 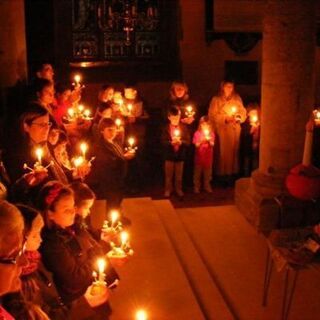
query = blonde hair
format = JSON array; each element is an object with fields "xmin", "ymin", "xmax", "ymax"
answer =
[{"xmin": 0, "ymin": 201, "xmax": 24, "ymax": 254}]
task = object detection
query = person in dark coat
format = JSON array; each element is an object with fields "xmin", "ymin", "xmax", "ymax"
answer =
[
  {"xmin": 86, "ymin": 118, "xmax": 135, "ymax": 214},
  {"xmin": 37, "ymin": 181, "xmax": 117, "ymax": 319},
  {"xmin": 161, "ymin": 106, "xmax": 190, "ymax": 197}
]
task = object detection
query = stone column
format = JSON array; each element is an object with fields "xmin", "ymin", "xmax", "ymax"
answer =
[
  {"xmin": 0, "ymin": 0, "xmax": 28, "ymax": 87},
  {"xmin": 235, "ymin": 0, "xmax": 316, "ymax": 231}
]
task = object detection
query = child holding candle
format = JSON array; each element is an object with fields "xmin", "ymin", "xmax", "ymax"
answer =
[
  {"xmin": 161, "ymin": 106, "xmax": 190, "ymax": 197},
  {"xmin": 192, "ymin": 116, "xmax": 215, "ymax": 193},
  {"xmin": 38, "ymin": 181, "xmax": 117, "ymax": 319},
  {"xmin": 87, "ymin": 118, "xmax": 134, "ymax": 222}
]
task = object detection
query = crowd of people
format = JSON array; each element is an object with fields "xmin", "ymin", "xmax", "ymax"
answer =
[{"xmin": 0, "ymin": 62, "xmax": 262, "ymax": 319}]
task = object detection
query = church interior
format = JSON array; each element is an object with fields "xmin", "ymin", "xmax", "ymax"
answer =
[{"xmin": 1, "ymin": 1, "xmax": 320, "ymax": 319}]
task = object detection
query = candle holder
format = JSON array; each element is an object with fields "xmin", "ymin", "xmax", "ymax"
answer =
[
  {"xmin": 125, "ymin": 137, "xmax": 138, "ymax": 154},
  {"xmin": 23, "ymin": 161, "xmax": 53, "ymax": 174},
  {"xmin": 107, "ymin": 232, "xmax": 134, "ymax": 259},
  {"xmin": 64, "ymin": 105, "xmax": 93, "ymax": 123},
  {"xmin": 102, "ymin": 210, "xmax": 123, "ymax": 235},
  {"xmin": 90, "ymin": 258, "xmax": 107, "ymax": 295}
]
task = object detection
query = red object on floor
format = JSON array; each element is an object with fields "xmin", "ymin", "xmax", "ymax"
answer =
[{"xmin": 286, "ymin": 164, "xmax": 320, "ymax": 200}]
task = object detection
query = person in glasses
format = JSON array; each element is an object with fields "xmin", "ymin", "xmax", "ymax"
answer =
[
  {"xmin": 4, "ymin": 103, "xmax": 70, "ymax": 205},
  {"xmin": 0, "ymin": 201, "xmax": 27, "ymax": 319}
]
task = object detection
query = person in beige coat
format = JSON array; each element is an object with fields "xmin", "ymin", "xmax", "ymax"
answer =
[{"xmin": 208, "ymin": 81, "xmax": 246, "ymax": 178}]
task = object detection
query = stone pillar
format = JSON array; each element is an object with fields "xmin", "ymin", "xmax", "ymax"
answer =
[
  {"xmin": 0, "ymin": 0, "xmax": 28, "ymax": 87},
  {"xmin": 235, "ymin": 0, "xmax": 316, "ymax": 232}
]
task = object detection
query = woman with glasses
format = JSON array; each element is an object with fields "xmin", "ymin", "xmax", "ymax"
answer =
[
  {"xmin": 4, "ymin": 103, "xmax": 69, "ymax": 205},
  {"xmin": 0, "ymin": 201, "xmax": 27, "ymax": 319}
]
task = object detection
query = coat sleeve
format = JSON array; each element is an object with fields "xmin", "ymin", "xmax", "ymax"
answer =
[{"xmin": 40, "ymin": 237, "xmax": 94, "ymax": 301}]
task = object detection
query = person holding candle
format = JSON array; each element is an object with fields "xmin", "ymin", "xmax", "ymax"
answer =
[
  {"xmin": 161, "ymin": 106, "xmax": 190, "ymax": 198},
  {"xmin": 52, "ymin": 83, "xmax": 73, "ymax": 126},
  {"xmin": 192, "ymin": 116, "xmax": 215, "ymax": 193},
  {"xmin": 87, "ymin": 118, "xmax": 134, "ymax": 220},
  {"xmin": 38, "ymin": 181, "xmax": 116, "ymax": 319},
  {"xmin": 4, "ymin": 104, "xmax": 72, "ymax": 205},
  {"xmin": 208, "ymin": 80, "xmax": 246, "ymax": 183},
  {"xmin": 239, "ymin": 103, "xmax": 261, "ymax": 177},
  {"xmin": 166, "ymin": 81, "xmax": 197, "ymax": 126}
]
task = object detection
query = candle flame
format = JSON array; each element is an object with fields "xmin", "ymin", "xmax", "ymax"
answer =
[
  {"xmin": 84, "ymin": 109, "xmax": 91, "ymax": 117},
  {"xmin": 316, "ymin": 111, "xmax": 320, "ymax": 119},
  {"xmin": 186, "ymin": 105, "xmax": 193, "ymax": 112},
  {"xmin": 74, "ymin": 74, "xmax": 81, "ymax": 83},
  {"xmin": 110, "ymin": 210, "xmax": 119, "ymax": 225},
  {"xmin": 73, "ymin": 156, "xmax": 84, "ymax": 167},
  {"xmin": 68, "ymin": 108, "xmax": 75, "ymax": 117},
  {"xmin": 128, "ymin": 103, "xmax": 133, "ymax": 111},
  {"xmin": 204, "ymin": 129, "xmax": 210, "ymax": 136},
  {"xmin": 231, "ymin": 106, "xmax": 237, "ymax": 114},
  {"xmin": 135, "ymin": 309, "xmax": 148, "ymax": 320},
  {"xmin": 97, "ymin": 258, "xmax": 106, "ymax": 274},
  {"xmin": 251, "ymin": 115, "xmax": 258, "ymax": 123},
  {"xmin": 78, "ymin": 104, "xmax": 84, "ymax": 112},
  {"xmin": 174, "ymin": 129, "xmax": 180, "ymax": 137},
  {"xmin": 120, "ymin": 231, "xmax": 129, "ymax": 245},
  {"xmin": 35, "ymin": 148, "xmax": 43, "ymax": 164},
  {"xmin": 80, "ymin": 142, "xmax": 88, "ymax": 155},
  {"xmin": 115, "ymin": 118, "xmax": 122, "ymax": 127},
  {"xmin": 128, "ymin": 137, "xmax": 135, "ymax": 147}
]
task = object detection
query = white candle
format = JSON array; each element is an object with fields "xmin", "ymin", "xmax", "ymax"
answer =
[
  {"xmin": 97, "ymin": 258, "xmax": 106, "ymax": 283},
  {"xmin": 128, "ymin": 137, "xmax": 135, "ymax": 148},
  {"xmin": 120, "ymin": 231, "xmax": 129, "ymax": 249},
  {"xmin": 110, "ymin": 210, "xmax": 119, "ymax": 228},
  {"xmin": 135, "ymin": 309, "xmax": 148, "ymax": 320},
  {"xmin": 314, "ymin": 109, "xmax": 320, "ymax": 125},
  {"xmin": 68, "ymin": 108, "xmax": 75, "ymax": 118},
  {"xmin": 35, "ymin": 147, "xmax": 44, "ymax": 166},
  {"xmin": 73, "ymin": 156, "xmax": 84, "ymax": 167},
  {"xmin": 231, "ymin": 106, "xmax": 237, "ymax": 115},
  {"xmin": 203, "ymin": 129, "xmax": 210, "ymax": 140},
  {"xmin": 127, "ymin": 103, "xmax": 133, "ymax": 115},
  {"xmin": 115, "ymin": 118, "xmax": 122, "ymax": 128},
  {"xmin": 84, "ymin": 109, "xmax": 91, "ymax": 118},
  {"xmin": 78, "ymin": 104, "xmax": 84, "ymax": 112},
  {"xmin": 80, "ymin": 142, "xmax": 88, "ymax": 159},
  {"xmin": 173, "ymin": 128, "xmax": 180, "ymax": 139},
  {"xmin": 74, "ymin": 74, "xmax": 81, "ymax": 85}
]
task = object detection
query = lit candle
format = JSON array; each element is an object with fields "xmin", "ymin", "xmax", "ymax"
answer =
[
  {"xmin": 84, "ymin": 109, "xmax": 91, "ymax": 118},
  {"xmin": 68, "ymin": 108, "xmax": 75, "ymax": 118},
  {"xmin": 173, "ymin": 128, "xmax": 180, "ymax": 139},
  {"xmin": 73, "ymin": 156, "xmax": 84, "ymax": 168},
  {"xmin": 313, "ymin": 109, "xmax": 320, "ymax": 126},
  {"xmin": 120, "ymin": 231, "xmax": 129, "ymax": 249},
  {"xmin": 35, "ymin": 147, "xmax": 44, "ymax": 166},
  {"xmin": 115, "ymin": 118, "xmax": 122, "ymax": 129},
  {"xmin": 186, "ymin": 105, "xmax": 194, "ymax": 117},
  {"xmin": 74, "ymin": 74, "xmax": 81, "ymax": 86},
  {"xmin": 119, "ymin": 99, "xmax": 124, "ymax": 109},
  {"xmin": 78, "ymin": 104, "xmax": 84, "ymax": 112},
  {"xmin": 80, "ymin": 142, "xmax": 88, "ymax": 159},
  {"xmin": 110, "ymin": 210, "xmax": 119, "ymax": 228},
  {"xmin": 135, "ymin": 309, "xmax": 148, "ymax": 320},
  {"xmin": 203, "ymin": 129, "xmax": 210, "ymax": 140},
  {"xmin": 128, "ymin": 137, "xmax": 135, "ymax": 148},
  {"xmin": 231, "ymin": 106, "xmax": 237, "ymax": 115},
  {"xmin": 97, "ymin": 258, "xmax": 106, "ymax": 283},
  {"xmin": 127, "ymin": 103, "xmax": 133, "ymax": 115}
]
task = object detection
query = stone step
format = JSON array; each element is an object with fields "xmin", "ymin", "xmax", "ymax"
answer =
[
  {"xmin": 105, "ymin": 198, "xmax": 206, "ymax": 320},
  {"xmin": 153, "ymin": 200, "xmax": 235, "ymax": 320}
]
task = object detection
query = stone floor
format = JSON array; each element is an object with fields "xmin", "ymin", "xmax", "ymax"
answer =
[{"xmin": 91, "ymin": 198, "xmax": 320, "ymax": 320}]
